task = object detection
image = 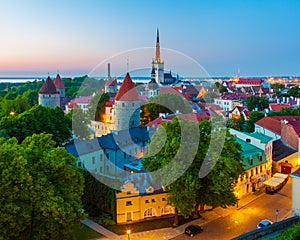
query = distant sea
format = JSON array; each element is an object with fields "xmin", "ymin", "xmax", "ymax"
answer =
[{"xmin": 0, "ymin": 77, "xmax": 44, "ymax": 83}]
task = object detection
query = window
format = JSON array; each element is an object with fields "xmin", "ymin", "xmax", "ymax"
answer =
[
  {"xmin": 246, "ymin": 138, "xmax": 251, "ymax": 143},
  {"xmin": 106, "ymin": 166, "xmax": 109, "ymax": 172},
  {"xmin": 259, "ymin": 156, "xmax": 262, "ymax": 161},
  {"xmin": 256, "ymin": 167, "xmax": 258, "ymax": 174},
  {"xmin": 127, "ymin": 191, "xmax": 131, "ymax": 195},
  {"xmin": 106, "ymin": 153, "xmax": 109, "ymax": 159},
  {"xmin": 162, "ymin": 197, "xmax": 166, "ymax": 201},
  {"xmin": 100, "ymin": 167, "xmax": 103, "ymax": 173},
  {"xmin": 126, "ymin": 201, "xmax": 132, "ymax": 206},
  {"xmin": 122, "ymin": 103, "xmax": 125, "ymax": 107},
  {"xmin": 145, "ymin": 200, "xmax": 149, "ymax": 203},
  {"xmin": 92, "ymin": 157, "xmax": 95, "ymax": 164},
  {"xmin": 250, "ymin": 158, "xmax": 254, "ymax": 165},
  {"xmin": 151, "ymin": 199, "xmax": 156, "ymax": 203},
  {"xmin": 78, "ymin": 162, "xmax": 82, "ymax": 167},
  {"xmin": 100, "ymin": 155, "xmax": 103, "ymax": 161},
  {"xmin": 132, "ymin": 102, "xmax": 134, "ymax": 107}
]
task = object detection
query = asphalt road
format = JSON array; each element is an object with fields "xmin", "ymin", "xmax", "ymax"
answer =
[{"xmin": 173, "ymin": 178, "xmax": 292, "ymax": 240}]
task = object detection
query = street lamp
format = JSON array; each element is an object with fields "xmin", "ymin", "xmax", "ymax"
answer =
[
  {"xmin": 10, "ymin": 111, "xmax": 15, "ymax": 116},
  {"xmin": 126, "ymin": 229, "xmax": 131, "ymax": 240},
  {"xmin": 235, "ymin": 192, "xmax": 239, "ymax": 208}
]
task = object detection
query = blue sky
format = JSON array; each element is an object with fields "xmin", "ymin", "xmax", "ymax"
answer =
[{"xmin": 0, "ymin": 0, "xmax": 299, "ymax": 77}]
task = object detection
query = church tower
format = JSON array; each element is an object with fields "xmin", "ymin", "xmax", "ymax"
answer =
[
  {"xmin": 152, "ymin": 28, "xmax": 164, "ymax": 84},
  {"xmin": 112, "ymin": 73, "xmax": 140, "ymax": 131},
  {"xmin": 38, "ymin": 76, "xmax": 60, "ymax": 108}
]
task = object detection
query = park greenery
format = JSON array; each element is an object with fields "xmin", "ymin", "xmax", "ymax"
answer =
[
  {"xmin": 143, "ymin": 117, "xmax": 245, "ymax": 225},
  {"xmin": 0, "ymin": 133, "xmax": 85, "ymax": 240},
  {"xmin": 0, "ymin": 105, "xmax": 72, "ymax": 145},
  {"xmin": 140, "ymin": 93, "xmax": 192, "ymax": 125}
]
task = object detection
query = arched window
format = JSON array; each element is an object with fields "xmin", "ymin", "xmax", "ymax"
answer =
[{"xmin": 144, "ymin": 208, "xmax": 156, "ymax": 218}]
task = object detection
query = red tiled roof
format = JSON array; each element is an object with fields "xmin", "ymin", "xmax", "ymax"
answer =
[
  {"xmin": 147, "ymin": 117, "xmax": 169, "ymax": 128},
  {"xmin": 115, "ymin": 73, "xmax": 140, "ymax": 101},
  {"xmin": 105, "ymin": 77, "xmax": 117, "ymax": 86},
  {"xmin": 286, "ymin": 120, "xmax": 300, "ymax": 136},
  {"xmin": 68, "ymin": 102, "xmax": 79, "ymax": 109},
  {"xmin": 269, "ymin": 104, "xmax": 290, "ymax": 111},
  {"xmin": 236, "ymin": 78, "xmax": 263, "ymax": 85},
  {"xmin": 54, "ymin": 74, "xmax": 65, "ymax": 89},
  {"xmin": 256, "ymin": 116, "xmax": 300, "ymax": 135},
  {"xmin": 39, "ymin": 76, "xmax": 59, "ymax": 94},
  {"xmin": 160, "ymin": 86, "xmax": 183, "ymax": 96},
  {"xmin": 105, "ymin": 101, "xmax": 113, "ymax": 107},
  {"xmin": 73, "ymin": 96, "xmax": 92, "ymax": 104}
]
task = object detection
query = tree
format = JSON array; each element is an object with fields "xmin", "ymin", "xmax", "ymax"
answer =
[
  {"xmin": 287, "ymin": 86, "xmax": 300, "ymax": 97},
  {"xmin": 69, "ymin": 108, "xmax": 90, "ymax": 140},
  {"xmin": 0, "ymin": 105, "xmax": 71, "ymax": 145},
  {"xmin": 0, "ymin": 133, "xmax": 85, "ymax": 240},
  {"xmin": 140, "ymin": 93, "xmax": 192, "ymax": 125},
  {"xmin": 246, "ymin": 96, "xmax": 269, "ymax": 111},
  {"xmin": 244, "ymin": 111, "xmax": 265, "ymax": 132},
  {"xmin": 143, "ymin": 118, "xmax": 244, "ymax": 224},
  {"xmin": 82, "ymin": 171, "xmax": 116, "ymax": 219}
]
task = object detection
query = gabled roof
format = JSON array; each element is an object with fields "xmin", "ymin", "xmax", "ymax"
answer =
[
  {"xmin": 73, "ymin": 96, "xmax": 93, "ymax": 104},
  {"xmin": 269, "ymin": 103, "xmax": 290, "ymax": 111},
  {"xmin": 54, "ymin": 74, "xmax": 65, "ymax": 89},
  {"xmin": 115, "ymin": 73, "xmax": 140, "ymax": 101},
  {"xmin": 255, "ymin": 116, "xmax": 300, "ymax": 135},
  {"xmin": 39, "ymin": 76, "xmax": 59, "ymax": 94},
  {"xmin": 98, "ymin": 126, "xmax": 150, "ymax": 150},
  {"xmin": 65, "ymin": 126, "xmax": 150, "ymax": 156},
  {"xmin": 105, "ymin": 77, "xmax": 117, "ymax": 87}
]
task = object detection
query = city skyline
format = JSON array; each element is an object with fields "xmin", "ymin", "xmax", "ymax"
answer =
[{"xmin": 1, "ymin": 0, "xmax": 300, "ymax": 77}]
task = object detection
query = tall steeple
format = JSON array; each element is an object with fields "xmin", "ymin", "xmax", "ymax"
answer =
[{"xmin": 155, "ymin": 28, "xmax": 162, "ymax": 63}]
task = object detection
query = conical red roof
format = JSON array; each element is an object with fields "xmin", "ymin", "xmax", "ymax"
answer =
[
  {"xmin": 39, "ymin": 76, "xmax": 59, "ymax": 94},
  {"xmin": 54, "ymin": 74, "xmax": 65, "ymax": 89},
  {"xmin": 115, "ymin": 73, "xmax": 140, "ymax": 101}
]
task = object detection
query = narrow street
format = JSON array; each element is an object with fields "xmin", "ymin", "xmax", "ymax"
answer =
[{"xmin": 172, "ymin": 178, "xmax": 291, "ymax": 240}]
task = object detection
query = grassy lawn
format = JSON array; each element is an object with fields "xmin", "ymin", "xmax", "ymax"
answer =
[{"xmin": 72, "ymin": 221, "xmax": 102, "ymax": 240}]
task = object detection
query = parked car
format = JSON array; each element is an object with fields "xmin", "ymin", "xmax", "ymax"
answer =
[
  {"xmin": 257, "ymin": 219, "xmax": 273, "ymax": 229},
  {"xmin": 184, "ymin": 224, "xmax": 203, "ymax": 237}
]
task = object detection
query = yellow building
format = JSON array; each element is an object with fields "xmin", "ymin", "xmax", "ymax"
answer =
[
  {"xmin": 234, "ymin": 137, "xmax": 272, "ymax": 198},
  {"xmin": 291, "ymin": 168, "xmax": 300, "ymax": 216},
  {"xmin": 116, "ymin": 173, "xmax": 175, "ymax": 224}
]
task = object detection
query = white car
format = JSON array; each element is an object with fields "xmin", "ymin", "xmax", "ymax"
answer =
[{"xmin": 257, "ymin": 219, "xmax": 273, "ymax": 229}]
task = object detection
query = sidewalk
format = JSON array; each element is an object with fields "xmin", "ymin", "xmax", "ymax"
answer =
[{"xmin": 82, "ymin": 190, "xmax": 266, "ymax": 240}]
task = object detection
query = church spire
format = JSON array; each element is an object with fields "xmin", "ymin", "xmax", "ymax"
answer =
[{"xmin": 155, "ymin": 28, "xmax": 161, "ymax": 63}]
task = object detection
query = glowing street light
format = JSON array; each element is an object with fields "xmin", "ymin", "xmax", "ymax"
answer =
[
  {"xmin": 126, "ymin": 229, "xmax": 131, "ymax": 240},
  {"xmin": 10, "ymin": 111, "xmax": 15, "ymax": 116}
]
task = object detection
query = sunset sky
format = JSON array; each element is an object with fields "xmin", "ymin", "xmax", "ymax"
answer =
[{"xmin": 1, "ymin": 0, "xmax": 300, "ymax": 77}]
